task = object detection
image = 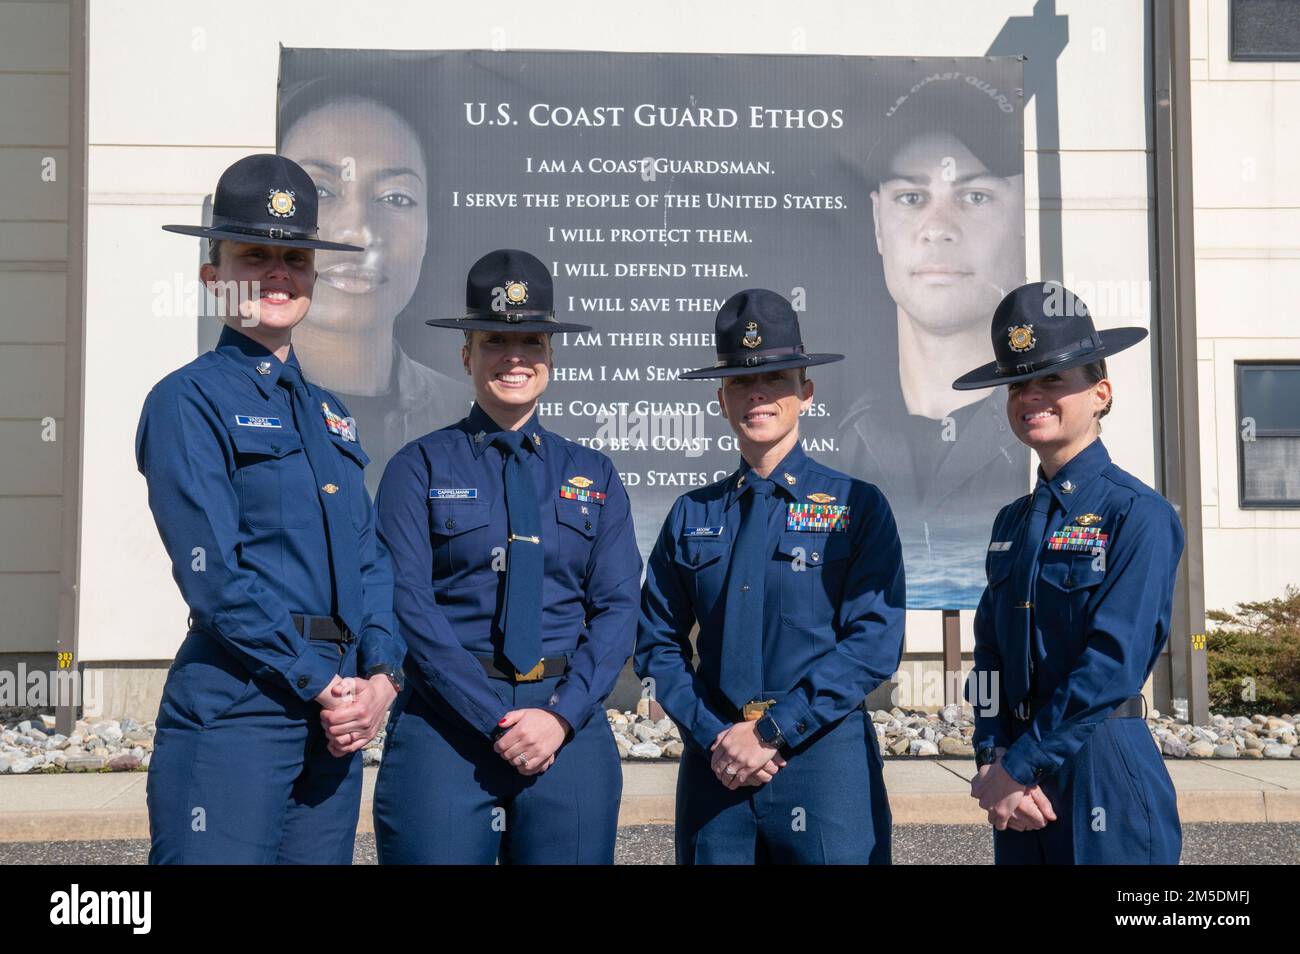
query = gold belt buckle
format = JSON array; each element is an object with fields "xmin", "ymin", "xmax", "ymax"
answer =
[
  {"xmin": 742, "ymin": 699, "xmax": 775, "ymax": 722},
  {"xmin": 514, "ymin": 660, "xmax": 546, "ymax": 682}
]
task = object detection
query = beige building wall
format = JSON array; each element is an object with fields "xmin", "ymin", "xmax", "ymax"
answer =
[{"xmin": 1190, "ymin": 0, "xmax": 1300, "ymax": 617}]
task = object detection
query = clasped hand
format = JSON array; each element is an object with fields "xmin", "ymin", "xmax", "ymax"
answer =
[
  {"xmin": 969, "ymin": 748, "xmax": 1057, "ymax": 831},
  {"xmin": 493, "ymin": 708, "xmax": 572, "ymax": 776},
  {"xmin": 316, "ymin": 674, "xmax": 397, "ymax": 758},
  {"xmin": 710, "ymin": 721, "xmax": 787, "ymax": 789}
]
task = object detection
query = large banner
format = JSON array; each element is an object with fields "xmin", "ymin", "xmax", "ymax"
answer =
[{"xmin": 276, "ymin": 49, "xmax": 1028, "ymax": 609}]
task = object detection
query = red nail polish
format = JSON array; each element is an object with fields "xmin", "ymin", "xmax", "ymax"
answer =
[{"xmin": 498, "ymin": 717, "xmax": 508, "ymax": 725}]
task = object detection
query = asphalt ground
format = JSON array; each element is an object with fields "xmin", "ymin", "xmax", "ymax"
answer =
[{"xmin": 4, "ymin": 823, "xmax": 1297, "ymax": 865}]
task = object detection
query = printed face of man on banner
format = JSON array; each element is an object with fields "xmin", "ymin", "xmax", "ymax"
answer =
[{"xmin": 871, "ymin": 131, "xmax": 1024, "ymax": 351}]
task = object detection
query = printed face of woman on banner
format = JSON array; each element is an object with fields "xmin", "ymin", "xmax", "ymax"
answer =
[
  {"xmin": 283, "ymin": 96, "xmax": 428, "ymax": 343},
  {"xmin": 870, "ymin": 131, "xmax": 1024, "ymax": 341}
]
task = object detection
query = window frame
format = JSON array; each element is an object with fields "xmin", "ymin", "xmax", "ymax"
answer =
[{"xmin": 1235, "ymin": 360, "xmax": 1300, "ymax": 509}]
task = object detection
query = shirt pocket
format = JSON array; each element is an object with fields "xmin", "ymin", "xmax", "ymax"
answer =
[
  {"xmin": 428, "ymin": 499, "xmax": 494, "ymax": 582},
  {"xmin": 554, "ymin": 497, "xmax": 600, "ymax": 574},
  {"xmin": 329, "ymin": 434, "xmax": 373, "ymax": 531},
  {"xmin": 778, "ymin": 529, "xmax": 854, "ymax": 628},
  {"xmin": 1036, "ymin": 552, "xmax": 1107, "ymax": 626},
  {"xmin": 673, "ymin": 533, "xmax": 730, "ymax": 617},
  {"xmin": 227, "ymin": 426, "xmax": 313, "ymax": 530}
]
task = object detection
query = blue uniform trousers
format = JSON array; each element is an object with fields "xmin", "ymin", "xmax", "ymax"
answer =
[
  {"xmin": 373, "ymin": 673, "xmax": 622, "ymax": 864},
  {"xmin": 675, "ymin": 706, "xmax": 890, "ymax": 865},
  {"xmin": 146, "ymin": 632, "xmax": 362, "ymax": 864},
  {"xmin": 993, "ymin": 716, "xmax": 1181, "ymax": 864}
]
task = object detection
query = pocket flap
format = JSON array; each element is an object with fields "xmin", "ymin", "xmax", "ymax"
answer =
[
  {"xmin": 556, "ymin": 497, "xmax": 600, "ymax": 539},
  {"xmin": 227, "ymin": 425, "xmax": 303, "ymax": 459},
  {"xmin": 429, "ymin": 499, "xmax": 492, "ymax": 536}
]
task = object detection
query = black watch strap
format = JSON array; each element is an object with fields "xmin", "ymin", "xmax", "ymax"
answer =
[
  {"xmin": 755, "ymin": 713, "xmax": 787, "ymax": 752},
  {"xmin": 366, "ymin": 663, "xmax": 404, "ymax": 693}
]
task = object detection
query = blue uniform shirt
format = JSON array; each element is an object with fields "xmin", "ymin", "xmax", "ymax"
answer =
[
  {"xmin": 969, "ymin": 438, "xmax": 1185, "ymax": 786},
  {"xmin": 376, "ymin": 402, "xmax": 642, "ymax": 737},
  {"xmin": 135, "ymin": 325, "xmax": 403, "ymax": 700},
  {"xmin": 635, "ymin": 443, "xmax": 907, "ymax": 754}
]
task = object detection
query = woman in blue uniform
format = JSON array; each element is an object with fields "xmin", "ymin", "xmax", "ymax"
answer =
[
  {"xmin": 955, "ymin": 281, "xmax": 1184, "ymax": 864},
  {"xmin": 636, "ymin": 289, "xmax": 906, "ymax": 864},
  {"xmin": 136, "ymin": 154, "xmax": 405, "ymax": 864},
  {"xmin": 372, "ymin": 248, "xmax": 642, "ymax": 864}
]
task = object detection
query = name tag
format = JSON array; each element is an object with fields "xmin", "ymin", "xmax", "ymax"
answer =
[
  {"xmin": 429, "ymin": 488, "xmax": 478, "ymax": 499},
  {"xmin": 988, "ymin": 541, "xmax": 1013, "ymax": 552},
  {"xmin": 234, "ymin": 415, "xmax": 282, "ymax": 428},
  {"xmin": 683, "ymin": 526, "xmax": 723, "ymax": 538}
]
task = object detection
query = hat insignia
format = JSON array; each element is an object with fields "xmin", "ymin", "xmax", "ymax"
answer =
[
  {"xmin": 1008, "ymin": 324, "xmax": 1036, "ymax": 353},
  {"xmin": 741, "ymin": 321, "xmax": 762, "ymax": 349},
  {"xmin": 1074, "ymin": 513, "xmax": 1102, "ymax": 526},
  {"xmin": 267, "ymin": 189, "xmax": 296, "ymax": 218},
  {"xmin": 505, "ymin": 281, "xmax": 528, "ymax": 305}
]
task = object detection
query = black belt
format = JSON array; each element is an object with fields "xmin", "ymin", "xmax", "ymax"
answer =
[
  {"xmin": 291, "ymin": 614, "xmax": 353, "ymax": 644},
  {"xmin": 1015, "ymin": 694, "xmax": 1146, "ymax": 722},
  {"xmin": 474, "ymin": 654, "xmax": 569, "ymax": 682}
]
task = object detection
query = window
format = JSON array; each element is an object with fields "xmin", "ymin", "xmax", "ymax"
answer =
[
  {"xmin": 1231, "ymin": 0, "xmax": 1300, "ymax": 61},
  {"xmin": 1237, "ymin": 362, "xmax": 1300, "ymax": 508}
]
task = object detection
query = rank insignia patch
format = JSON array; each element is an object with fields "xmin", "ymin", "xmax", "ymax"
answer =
[
  {"xmin": 807, "ymin": 492, "xmax": 836, "ymax": 504},
  {"xmin": 1046, "ymin": 526, "xmax": 1109, "ymax": 552},
  {"xmin": 320, "ymin": 402, "xmax": 357, "ymax": 441},
  {"xmin": 786, "ymin": 503, "xmax": 850, "ymax": 532},
  {"xmin": 560, "ymin": 484, "xmax": 606, "ymax": 506},
  {"xmin": 429, "ymin": 488, "xmax": 478, "ymax": 499}
]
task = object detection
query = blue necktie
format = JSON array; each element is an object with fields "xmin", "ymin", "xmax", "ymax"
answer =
[
  {"xmin": 719, "ymin": 477, "xmax": 776, "ymax": 710},
  {"xmin": 279, "ymin": 365, "xmax": 361, "ymax": 633},
  {"xmin": 1009, "ymin": 480, "xmax": 1053, "ymax": 712},
  {"xmin": 492, "ymin": 431, "xmax": 544, "ymax": 676}
]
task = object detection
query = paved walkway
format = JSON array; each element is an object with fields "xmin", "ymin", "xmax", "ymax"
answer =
[{"xmin": 1, "ymin": 759, "xmax": 1297, "ymax": 842}]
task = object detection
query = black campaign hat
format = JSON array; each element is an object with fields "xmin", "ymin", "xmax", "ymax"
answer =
[
  {"xmin": 952, "ymin": 281, "xmax": 1148, "ymax": 390},
  {"xmin": 161, "ymin": 153, "xmax": 363, "ymax": 252},
  {"xmin": 678, "ymin": 288, "xmax": 843, "ymax": 380},
  {"xmin": 425, "ymin": 248, "xmax": 592, "ymax": 334}
]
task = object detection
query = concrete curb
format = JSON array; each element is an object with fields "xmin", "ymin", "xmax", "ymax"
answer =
[{"xmin": 2, "ymin": 791, "xmax": 1297, "ymax": 844}]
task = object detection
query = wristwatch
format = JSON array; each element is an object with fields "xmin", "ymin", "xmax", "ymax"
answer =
[
  {"xmin": 754, "ymin": 713, "xmax": 788, "ymax": 753},
  {"xmin": 366, "ymin": 663, "xmax": 404, "ymax": 694},
  {"xmin": 975, "ymin": 744, "xmax": 999, "ymax": 768}
]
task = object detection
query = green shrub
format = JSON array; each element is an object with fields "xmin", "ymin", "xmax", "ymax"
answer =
[{"xmin": 1205, "ymin": 585, "xmax": 1300, "ymax": 715}]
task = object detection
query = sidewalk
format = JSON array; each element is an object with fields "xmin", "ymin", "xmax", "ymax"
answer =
[{"xmin": 1, "ymin": 759, "xmax": 1297, "ymax": 843}]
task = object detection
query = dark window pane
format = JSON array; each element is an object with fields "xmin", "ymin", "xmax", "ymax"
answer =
[
  {"xmin": 1232, "ymin": 0, "xmax": 1300, "ymax": 61},
  {"xmin": 1243, "ymin": 437, "xmax": 1300, "ymax": 505},
  {"xmin": 1239, "ymin": 365, "xmax": 1300, "ymax": 433}
]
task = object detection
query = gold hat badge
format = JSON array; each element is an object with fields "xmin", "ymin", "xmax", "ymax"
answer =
[
  {"xmin": 267, "ymin": 189, "xmax": 296, "ymax": 218},
  {"xmin": 1007, "ymin": 324, "xmax": 1036, "ymax": 353}
]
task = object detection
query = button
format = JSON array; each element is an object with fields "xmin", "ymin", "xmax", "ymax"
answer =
[
  {"xmin": 795, "ymin": 721, "xmax": 807, "ymax": 733},
  {"xmin": 584, "ymin": 520, "xmax": 592, "ymax": 530},
  {"xmin": 322, "ymin": 484, "xmax": 338, "ymax": 494},
  {"xmin": 296, "ymin": 675, "xmax": 310, "ymax": 689},
  {"xmin": 741, "ymin": 584, "xmax": 750, "ymax": 592},
  {"xmin": 270, "ymin": 444, "xmax": 280, "ymax": 453},
  {"xmin": 1065, "ymin": 576, "xmax": 1075, "ymax": 587},
  {"xmin": 445, "ymin": 519, "xmax": 456, "ymax": 530},
  {"xmin": 811, "ymin": 552, "xmax": 821, "ymax": 563}
]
